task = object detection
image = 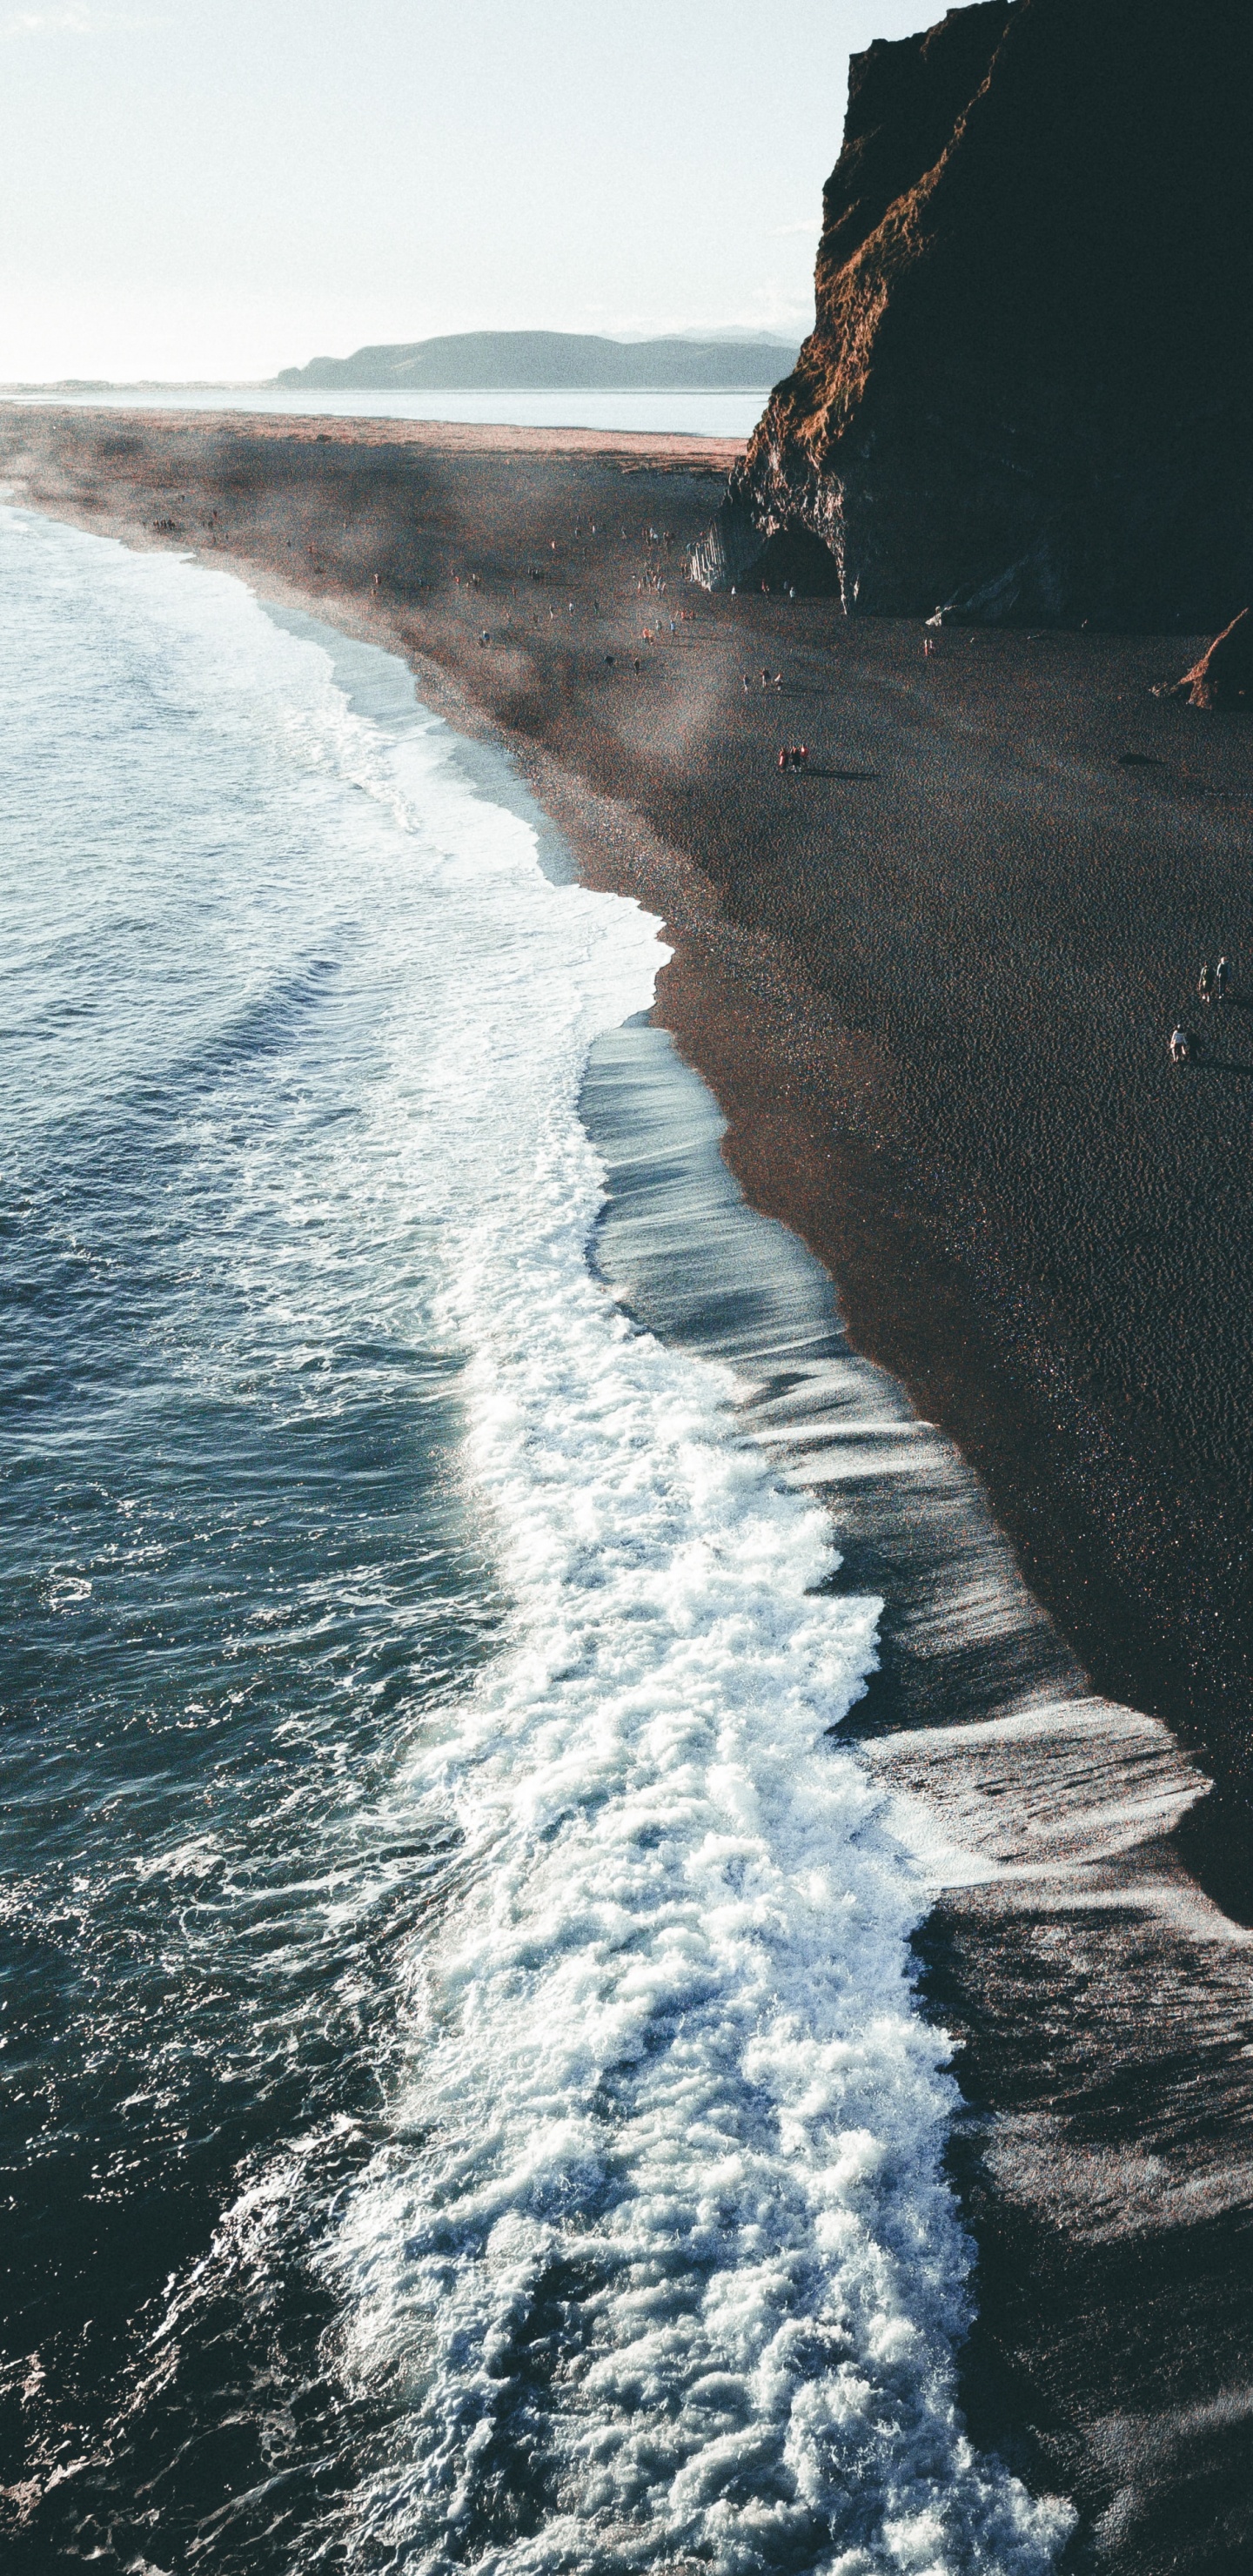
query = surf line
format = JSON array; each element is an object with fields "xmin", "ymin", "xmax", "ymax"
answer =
[
  {"xmin": 258, "ymin": 590, "xmax": 1241, "ymax": 2570},
  {"xmin": 580, "ymin": 977, "xmax": 1253, "ymax": 2574}
]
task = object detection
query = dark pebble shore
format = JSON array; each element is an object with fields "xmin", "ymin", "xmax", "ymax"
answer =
[{"xmin": 6, "ymin": 402, "xmax": 1253, "ymax": 2568}]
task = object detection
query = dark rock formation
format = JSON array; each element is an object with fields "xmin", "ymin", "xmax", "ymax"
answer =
[
  {"xmin": 1157, "ymin": 606, "xmax": 1253, "ymax": 708},
  {"xmin": 704, "ymin": 0, "xmax": 1253, "ymax": 625}
]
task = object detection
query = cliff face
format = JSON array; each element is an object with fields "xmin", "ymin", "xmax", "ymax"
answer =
[{"xmin": 714, "ymin": 0, "xmax": 1253, "ymax": 625}]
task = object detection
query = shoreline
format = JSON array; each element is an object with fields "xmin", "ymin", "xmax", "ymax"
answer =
[
  {"xmin": 0, "ymin": 400, "xmax": 747, "ymax": 462},
  {"xmin": 7, "ymin": 403, "xmax": 1253, "ymax": 1879},
  {"xmin": 258, "ymin": 576, "xmax": 1253, "ymax": 2575},
  {"xmin": 6, "ymin": 412, "xmax": 1253, "ymax": 1839},
  {"xmin": 8, "ymin": 409, "xmax": 1253, "ymax": 2563},
  {"xmin": 295, "ymin": 585, "xmax": 1211, "ymax": 2559},
  {"xmin": 5, "ymin": 407, "xmax": 1252, "ymax": 1872}
]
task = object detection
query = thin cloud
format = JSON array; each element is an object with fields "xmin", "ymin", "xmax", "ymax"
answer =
[
  {"xmin": 2, "ymin": 8, "xmax": 157, "ymax": 32},
  {"xmin": 770, "ymin": 218, "xmax": 822, "ymax": 238}
]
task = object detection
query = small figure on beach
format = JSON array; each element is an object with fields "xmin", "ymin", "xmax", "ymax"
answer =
[
  {"xmin": 479, "ymin": 628, "xmax": 491, "ymax": 646},
  {"xmin": 778, "ymin": 744, "xmax": 810, "ymax": 772},
  {"xmin": 742, "ymin": 674, "xmax": 750, "ymax": 692},
  {"xmin": 1198, "ymin": 962, "xmax": 1212, "ymax": 1003},
  {"xmin": 1216, "ymin": 954, "xmax": 1230, "ymax": 1002},
  {"xmin": 1169, "ymin": 1023, "xmax": 1196, "ymax": 1063}
]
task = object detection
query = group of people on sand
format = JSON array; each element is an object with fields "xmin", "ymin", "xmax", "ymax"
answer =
[
  {"xmin": 1170, "ymin": 955, "xmax": 1234, "ymax": 1062},
  {"xmin": 1197, "ymin": 956, "xmax": 1230, "ymax": 1007},
  {"xmin": 778, "ymin": 743, "xmax": 810, "ymax": 772}
]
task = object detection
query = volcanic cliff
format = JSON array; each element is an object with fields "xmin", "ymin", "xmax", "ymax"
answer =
[{"xmin": 700, "ymin": 0, "xmax": 1253, "ymax": 626}]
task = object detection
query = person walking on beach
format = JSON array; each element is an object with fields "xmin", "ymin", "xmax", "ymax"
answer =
[
  {"xmin": 1216, "ymin": 954, "xmax": 1231, "ymax": 1002},
  {"xmin": 1170, "ymin": 1023, "xmax": 1193, "ymax": 1063},
  {"xmin": 1198, "ymin": 962, "xmax": 1212, "ymax": 1003}
]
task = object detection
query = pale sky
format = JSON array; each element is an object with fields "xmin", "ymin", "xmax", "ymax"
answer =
[{"xmin": 1, "ymin": 0, "xmax": 941, "ymax": 383}]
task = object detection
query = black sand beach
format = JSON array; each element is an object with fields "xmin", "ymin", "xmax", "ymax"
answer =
[{"xmin": 6, "ymin": 402, "xmax": 1253, "ymax": 2567}]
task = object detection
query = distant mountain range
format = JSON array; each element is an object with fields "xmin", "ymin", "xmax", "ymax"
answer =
[{"xmin": 274, "ymin": 330, "xmax": 800, "ymax": 392}]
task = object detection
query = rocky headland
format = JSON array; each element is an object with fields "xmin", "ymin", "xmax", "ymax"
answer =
[
  {"xmin": 276, "ymin": 329, "xmax": 798, "ymax": 393},
  {"xmin": 700, "ymin": 0, "xmax": 1253, "ymax": 627}
]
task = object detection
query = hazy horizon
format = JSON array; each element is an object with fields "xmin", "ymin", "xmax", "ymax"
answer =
[
  {"xmin": 1, "ymin": 0, "xmax": 941, "ymax": 384},
  {"xmin": 5, "ymin": 322, "xmax": 804, "ymax": 392}
]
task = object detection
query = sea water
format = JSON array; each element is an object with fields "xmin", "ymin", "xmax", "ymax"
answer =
[
  {"xmin": 7, "ymin": 387, "xmax": 767, "ymax": 438},
  {"xmin": 0, "ymin": 506, "xmax": 1069, "ymax": 2573}
]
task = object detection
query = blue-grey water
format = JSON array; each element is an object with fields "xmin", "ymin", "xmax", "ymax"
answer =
[
  {"xmin": 4, "ymin": 387, "xmax": 765, "ymax": 437},
  {"xmin": 0, "ymin": 506, "xmax": 1069, "ymax": 2573}
]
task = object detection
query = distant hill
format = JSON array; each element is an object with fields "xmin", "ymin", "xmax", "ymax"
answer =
[{"xmin": 274, "ymin": 330, "xmax": 799, "ymax": 393}]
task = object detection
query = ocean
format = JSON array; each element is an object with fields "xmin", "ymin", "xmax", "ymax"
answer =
[
  {"xmin": 0, "ymin": 505, "xmax": 1070, "ymax": 2573},
  {"xmin": 5, "ymin": 389, "xmax": 766, "ymax": 438}
]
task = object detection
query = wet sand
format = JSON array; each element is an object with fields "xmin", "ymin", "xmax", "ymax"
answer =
[{"xmin": 6, "ymin": 402, "xmax": 1253, "ymax": 2566}]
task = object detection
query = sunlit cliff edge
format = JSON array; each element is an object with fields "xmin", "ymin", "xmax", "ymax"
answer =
[{"xmin": 696, "ymin": 0, "xmax": 1253, "ymax": 626}]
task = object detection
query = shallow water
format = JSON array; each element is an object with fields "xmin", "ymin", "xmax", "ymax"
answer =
[{"xmin": 0, "ymin": 510, "xmax": 1068, "ymax": 2573}]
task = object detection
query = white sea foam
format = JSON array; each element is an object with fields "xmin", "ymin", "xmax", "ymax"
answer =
[
  {"xmin": 283, "ymin": 619, "xmax": 1069, "ymax": 2566},
  {"xmin": 2, "ymin": 508, "xmax": 1071, "ymax": 2570}
]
